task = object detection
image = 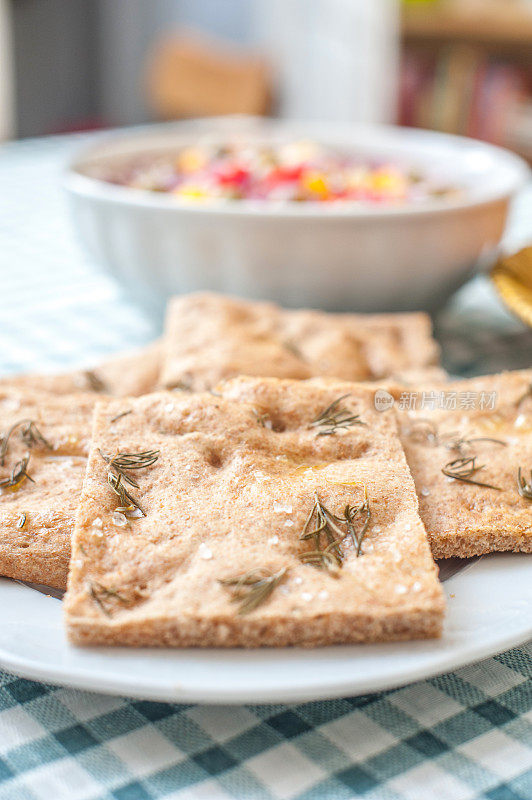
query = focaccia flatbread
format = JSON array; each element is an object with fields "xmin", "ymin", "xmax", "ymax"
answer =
[
  {"xmin": 1, "ymin": 340, "xmax": 161, "ymax": 398},
  {"xmin": 161, "ymin": 293, "xmax": 440, "ymax": 391},
  {"xmin": 0, "ymin": 388, "xmax": 95, "ymax": 589},
  {"xmin": 397, "ymin": 370, "xmax": 532, "ymax": 557},
  {"xmin": 65, "ymin": 379, "xmax": 444, "ymax": 647}
]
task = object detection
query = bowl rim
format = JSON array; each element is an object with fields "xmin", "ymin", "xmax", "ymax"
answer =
[{"xmin": 63, "ymin": 117, "xmax": 531, "ymax": 220}]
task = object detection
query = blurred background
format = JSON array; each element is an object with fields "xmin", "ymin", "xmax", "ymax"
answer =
[
  {"xmin": 0, "ymin": 0, "xmax": 531, "ymax": 161},
  {"xmin": 1, "ymin": 0, "xmax": 532, "ymax": 378}
]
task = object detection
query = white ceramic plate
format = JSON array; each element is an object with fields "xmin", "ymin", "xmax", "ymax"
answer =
[{"xmin": 1, "ymin": 553, "xmax": 530, "ymax": 704}]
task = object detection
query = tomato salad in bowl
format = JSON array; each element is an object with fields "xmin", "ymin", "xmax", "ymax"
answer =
[{"xmin": 96, "ymin": 139, "xmax": 459, "ymax": 206}]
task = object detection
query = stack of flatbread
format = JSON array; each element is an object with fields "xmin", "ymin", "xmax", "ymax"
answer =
[{"xmin": 0, "ymin": 293, "xmax": 529, "ymax": 647}]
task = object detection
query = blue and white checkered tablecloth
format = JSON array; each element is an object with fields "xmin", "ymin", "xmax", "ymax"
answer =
[{"xmin": 0, "ymin": 133, "xmax": 531, "ymax": 800}]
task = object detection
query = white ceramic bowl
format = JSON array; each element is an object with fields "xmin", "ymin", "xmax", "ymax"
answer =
[{"xmin": 64, "ymin": 116, "xmax": 529, "ymax": 315}]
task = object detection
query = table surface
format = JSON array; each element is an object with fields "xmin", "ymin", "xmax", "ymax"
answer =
[{"xmin": 0, "ymin": 133, "xmax": 531, "ymax": 800}]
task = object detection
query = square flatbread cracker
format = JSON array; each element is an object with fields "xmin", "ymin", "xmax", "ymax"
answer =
[
  {"xmin": 65, "ymin": 378, "xmax": 444, "ymax": 647},
  {"xmin": 1, "ymin": 340, "xmax": 161, "ymax": 398},
  {"xmin": 397, "ymin": 370, "xmax": 532, "ymax": 558},
  {"xmin": 0, "ymin": 388, "xmax": 95, "ymax": 589},
  {"xmin": 160, "ymin": 293, "xmax": 440, "ymax": 391}
]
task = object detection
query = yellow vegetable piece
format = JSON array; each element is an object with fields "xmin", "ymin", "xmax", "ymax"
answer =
[
  {"xmin": 370, "ymin": 169, "xmax": 406, "ymax": 195},
  {"xmin": 175, "ymin": 185, "xmax": 209, "ymax": 200},
  {"xmin": 301, "ymin": 171, "xmax": 329, "ymax": 197},
  {"xmin": 177, "ymin": 147, "xmax": 206, "ymax": 174}
]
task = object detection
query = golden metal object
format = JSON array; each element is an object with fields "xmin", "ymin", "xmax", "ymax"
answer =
[{"xmin": 491, "ymin": 246, "xmax": 532, "ymax": 328}]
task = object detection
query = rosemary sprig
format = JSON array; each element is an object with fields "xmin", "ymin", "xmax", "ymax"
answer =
[
  {"xmin": 517, "ymin": 467, "xmax": 532, "ymax": 500},
  {"xmin": 107, "ymin": 472, "xmax": 144, "ymax": 515},
  {"xmin": 219, "ymin": 567, "xmax": 287, "ymax": 614},
  {"xmin": 344, "ymin": 488, "xmax": 372, "ymax": 557},
  {"xmin": 84, "ymin": 370, "xmax": 108, "ymax": 393},
  {"xmin": 442, "ymin": 456, "xmax": 502, "ymax": 491},
  {"xmin": 283, "ymin": 340, "xmax": 305, "ymax": 360},
  {"xmin": 253, "ymin": 410, "xmax": 271, "ymax": 428},
  {"xmin": 0, "ymin": 419, "xmax": 51, "ymax": 465},
  {"xmin": 89, "ymin": 580, "xmax": 130, "ymax": 616},
  {"xmin": 441, "ymin": 434, "xmax": 507, "ymax": 456},
  {"xmin": 309, "ymin": 395, "xmax": 365, "ymax": 436},
  {"xmin": 299, "ymin": 497, "xmax": 343, "ymax": 574},
  {"xmin": 110, "ymin": 409, "xmax": 132, "ymax": 424},
  {"xmin": 299, "ymin": 489, "xmax": 371, "ymax": 573},
  {"xmin": 407, "ymin": 421, "xmax": 506, "ymax": 455},
  {"xmin": 99, "ymin": 449, "xmax": 159, "ymax": 517},
  {"xmin": 101, "ymin": 450, "xmax": 159, "ymax": 487},
  {"xmin": 0, "ymin": 455, "xmax": 34, "ymax": 490}
]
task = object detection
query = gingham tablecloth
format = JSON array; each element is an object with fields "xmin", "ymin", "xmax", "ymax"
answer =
[{"xmin": 0, "ymin": 133, "xmax": 531, "ymax": 800}]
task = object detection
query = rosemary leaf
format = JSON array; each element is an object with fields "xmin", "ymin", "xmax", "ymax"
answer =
[
  {"xmin": 110, "ymin": 409, "xmax": 133, "ymax": 424},
  {"xmin": 89, "ymin": 580, "xmax": 130, "ymax": 616},
  {"xmin": 441, "ymin": 433, "xmax": 507, "ymax": 456},
  {"xmin": 517, "ymin": 467, "xmax": 532, "ymax": 500},
  {"xmin": 84, "ymin": 370, "xmax": 108, "ymax": 393},
  {"xmin": 299, "ymin": 488, "xmax": 371, "ymax": 572},
  {"xmin": 100, "ymin": 449, "xmax": 159, "ymax": 517},
  {"xmin": 309, "ymin": 395, "xmax": 365, "ymax": 436},
  {"xmin": 442, "ymin": 456, "xmax": 502, "ymax": 491},
  {"xmin": 0, "ymin": 419, "xmax": 51, "ymax": 466},
  {"xmin": 219, "ymin": 567, "xmax": 287, "ymax": 615},
  {"xmin": 0, "ymin": 455, "xmax": 34, "ymax": 490}
]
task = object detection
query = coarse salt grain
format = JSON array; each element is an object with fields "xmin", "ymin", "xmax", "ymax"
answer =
[
  {"xmin": 301, "ymin": 592, "xmax": 313, "ymax": 602},
  {"xmin": 128, "ymin": 507, "xmax": 144, "ymax": 519},
  {"xmin": 111, "ymin": 512, "xmax": 128, "ymax": 527},
  {"xmin": 372, "ymin": 525, "xmax": 381, "ymax": 534},
  {"xmin": 515, "ymin": 414, "xmax": 527, "ymax": 428},
  {"xmin": 404, "ymin": 523, "xmax": 412, "ymax": 531},
  {"xmin": 284, "ymin": 520, "xmax": 294, "ymax": 527},
  {"xmin": 395, "ymin": 584, "xmax": 407, "ymax": 594},
  {"xmin": 412, "ymin": 581, "xmax": 422, "ymax": 592},
  {"xmin": 198, "ymin": 543, "xmax": 213, "ymax": 560},
  {"xmin": 267, "ymin": 535, "xmax": 279, "ymax": 546},
  {"xmin": 165, "ymin": 403, "xmax": 175, "ymax": 413},
  {"xmin": 293, "ymin": 576, "xmax": 303, "ymax": 585},
  {"xmin": 92, "ymin": 517, "xmax": 103, "ymax": 528},
  {"xmin": 273, "ymin": 502, "xmax": 293, "ymax": 514},
  {"xmin": 318, "ymin": 590, "xmax": 329, "ymax": 600},
  {"xmin": 421, "ymin": 487, "xmax": 430, "ymax": 497}
]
